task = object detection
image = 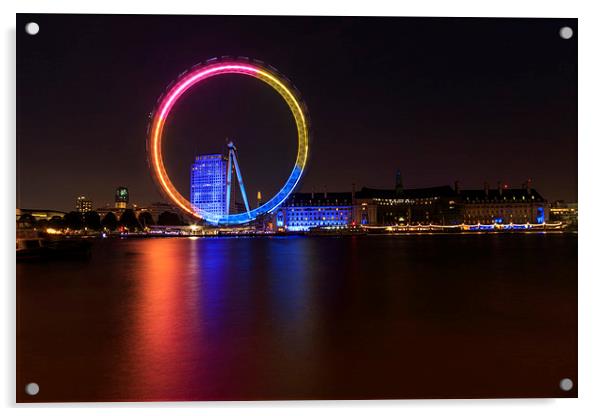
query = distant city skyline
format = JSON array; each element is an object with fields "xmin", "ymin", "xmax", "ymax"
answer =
[
  {"xmin": 49, "ymin": 174, "xmax": 561, "ymax": 215},
  {"xmin": 17, "ymin": 15, "xmax": 577, "ymax": 212}
]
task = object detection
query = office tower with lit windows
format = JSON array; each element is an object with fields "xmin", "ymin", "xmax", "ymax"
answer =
[
  {"xmin": 75, "ymin": 196, "xmax": 93, "ymax": 213},
  {"xmin": 191, "ymin": 154, "xmax": 228, "ymax": 218}
]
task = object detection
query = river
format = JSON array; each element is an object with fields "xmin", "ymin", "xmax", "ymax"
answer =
[{"xmin": 16, "ymin": 233, "xmax": 577, "ymax": 401}]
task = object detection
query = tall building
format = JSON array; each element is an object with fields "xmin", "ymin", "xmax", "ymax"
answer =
[
  {"xmin": 257, "ymin": 191, "xmax": 263, "ymax": 209},
  {"xmin": 75, "ymin": 196, "xmax": 93, "ymax": 213},
  {"xmin": 115, "ymin": 186, "xmax": 129, "ymax": 209},
  {"xmin": 191, "ymin": 154, "xmax": 228, "ymax": 218}
]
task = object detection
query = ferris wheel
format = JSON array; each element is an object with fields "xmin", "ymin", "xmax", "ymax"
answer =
[{"xmin": 146, "ymin": 57, "xmax": 311, "ymax": 225}]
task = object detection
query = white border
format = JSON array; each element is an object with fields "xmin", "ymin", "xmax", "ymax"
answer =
[{"xmin": 3, "ymin": 1, "xmax": 601, "ymax": 415}]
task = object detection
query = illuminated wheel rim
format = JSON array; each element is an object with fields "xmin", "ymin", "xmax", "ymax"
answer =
[{"xmin": 147, "ymin": 58, "xmax": 310, "ymax": 225}]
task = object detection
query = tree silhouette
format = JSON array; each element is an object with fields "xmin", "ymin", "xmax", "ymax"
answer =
[
  {"xmin": 17, "ymin": 213, "xmax": 35, "ymax": 228},
  {"xmin": 36, "ymin": 219, "xmax": 49, "ymax": 229},
  {"xmin": 158, "ymin": 211, "xmax": 182, "ymax": 226},
  {"xmin": 119, "ymin": 209, "xmax": 141, "ymax": 231},
  {"xmin": 83, "ymin": 211, "xmax": 101, "ymax": 230},
  {"xmin": 101, "ymin": 212, "xmax": 118, "ymax": 231},
  {"xmin": 138, "ymin": 211, "xmax": 155, "ymax": 228},
  {"xmin": 49, "ymin": 215, "xmax": 64, "ymax": 229},
  {"xmin": 64, "ymin": 211, "xmax": 83, "ymax": 230}
]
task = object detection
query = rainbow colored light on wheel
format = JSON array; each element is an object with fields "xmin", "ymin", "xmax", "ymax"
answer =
[{"xmin": 147, "ymin": 58, "xmax": 310, "ymax": 225}]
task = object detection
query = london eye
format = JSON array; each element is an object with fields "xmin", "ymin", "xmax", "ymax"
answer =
[{"xmin": 146, "ymin": 57, "xmax": 311, "ymax": 225}]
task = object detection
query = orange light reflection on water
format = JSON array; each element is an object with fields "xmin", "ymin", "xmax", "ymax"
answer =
[{"xmin": 122, "ymin": 238, "xmax": 204, "ymax": 401}]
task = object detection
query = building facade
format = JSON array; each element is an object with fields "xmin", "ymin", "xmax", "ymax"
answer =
[
  {"xmin": 459, "ymin": 183, "xmax": 548, "ymax": 224},
  {"xmin": 16, "ymin": 208, "xmax": 66, "ymax": 221},
  {"xmin": 95, "ymin": 201, "xmax": 182, "ymax": 225},
  {"xmin": 75, "ymin": 196, "xmax": 93, "ymax": 213},
  {"xmin": 274, "ymin": 192, "xmax": 353, "ymax": 231},
  {"xmin": 190, "ymin": 154, "xmax": 228, "ymax": 218},
  {"xmin": 550, "ymin": 201, "xmax": 577, "ymax": 227},
  {"xmin": 142, "ymin": 202, "xmax": 181, "ymax": 223},
  {"xmin": 353, "ymin": 186, "xmax": 461, "ymax": 226},
  {"xmin": 272, "ymin": 178, "xmax": 550, "ymax": 230}
]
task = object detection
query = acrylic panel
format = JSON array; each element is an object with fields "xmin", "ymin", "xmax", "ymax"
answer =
[{"xmin": 16, "ymin": 14, "xmax": 577, "ymax": 402}]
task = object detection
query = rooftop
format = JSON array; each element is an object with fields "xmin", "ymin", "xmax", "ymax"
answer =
[
  {"xmin": 283, "ymin": 185, "xmax": 546, "ymax": 205},
  {"xmin": 459, "ymin": 188, "xmax": 545, "ymax": 202},
  {"xmin": 356, "ymin": 186, "xmax": 455, "ymax": 200},
  {"xmin": 284, "ymin": 192, "xmax": 353, "ymax": 206}
]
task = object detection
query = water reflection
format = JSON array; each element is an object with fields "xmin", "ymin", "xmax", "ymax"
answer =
[
  {"xmin": 122, "ymin": 237, "xmax": 328, "ymax": 399},
  {"xmin": 17, "ymin": 234, "xmax": 578, "ymax": 401},
  {"xmin": 125, "ymin": 238, "xmax": 203, "ymax": 400}
]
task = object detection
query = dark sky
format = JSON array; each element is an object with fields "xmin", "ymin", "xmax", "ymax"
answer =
[{"xmin": 17, "ymin": 14, "xmax": 577, "ymax": 212}]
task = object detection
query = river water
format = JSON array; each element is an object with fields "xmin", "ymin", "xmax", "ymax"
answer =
[{"xmin": 17, "ymin": 233, "xmax": 577, "ymax": 402}]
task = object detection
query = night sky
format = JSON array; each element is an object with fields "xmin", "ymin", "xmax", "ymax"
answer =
[{"xmin": 17, "ymin": 14, "xmax": 577, "ymax": 212}]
